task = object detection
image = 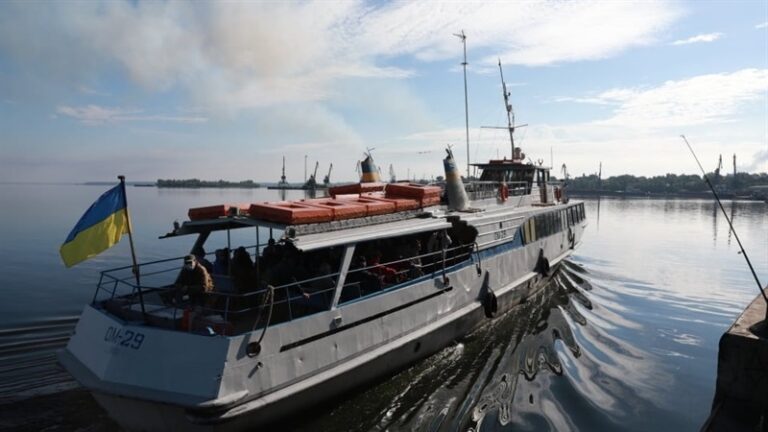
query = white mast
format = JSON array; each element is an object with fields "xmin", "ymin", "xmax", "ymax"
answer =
[
  {"xmin": 454, "ymin": 30, "xmax": 470, "ymax": 179},
  {"xmin": 498, "ymin": 60, "xmax": 515, "ymax": 159}
]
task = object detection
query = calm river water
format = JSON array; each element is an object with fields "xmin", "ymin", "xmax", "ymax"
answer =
[{"xmin": 0, "ymin": 184, "xmax": 766, "ymax": 431}]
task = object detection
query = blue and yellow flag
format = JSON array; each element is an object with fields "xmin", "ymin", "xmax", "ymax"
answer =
[{"xmin": 60, "ymin": 184, "xmax": 129, "ymax": 267}]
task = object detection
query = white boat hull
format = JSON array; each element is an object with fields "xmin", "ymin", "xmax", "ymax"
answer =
[{"xmin": 60, "ymin": 205, "xmax": 587, "ymax": 431}]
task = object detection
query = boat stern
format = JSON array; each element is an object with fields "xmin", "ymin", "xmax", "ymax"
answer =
[{"xmin": 58, "ymin": 304, "xmax": 234, "ymax": 429}]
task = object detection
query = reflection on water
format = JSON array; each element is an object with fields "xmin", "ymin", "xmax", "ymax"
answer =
[
  {"xmin": 0, "ymin": 185, "xmax": 766, "ymax": 431},
  {"xmin": 294, "ymin": 261, "xmax": 679, "ymax": 432}
]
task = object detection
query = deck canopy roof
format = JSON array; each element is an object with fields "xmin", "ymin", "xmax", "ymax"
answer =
[
  {"xmin": 160, "ymin": 216, "xmax": 279, "ymax": 238},
  {"xmin": 291, "ymin": 217, "xmax": 452, "ymax": 252},
  {"xmin": 161, "ymin": 212, "xmax": 451, "ymax": 249}
]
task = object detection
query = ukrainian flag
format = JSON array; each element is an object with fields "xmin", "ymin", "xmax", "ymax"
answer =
[{"xmin": 60, "ymin": 184, "xmax": 129, "ymax": 267}]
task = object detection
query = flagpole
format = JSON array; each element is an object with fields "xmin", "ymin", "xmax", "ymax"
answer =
[{"xmin": 118, "ymin": 175, "xmax": 146, "ymax": 315}]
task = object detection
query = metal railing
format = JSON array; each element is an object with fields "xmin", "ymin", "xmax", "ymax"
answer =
[{"xmin": 93, "ymin": 243, "xmax": 476, "ymax": 336}]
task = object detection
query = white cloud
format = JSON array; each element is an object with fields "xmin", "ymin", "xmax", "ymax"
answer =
[
  {"xmin": 0, "ymin": 1, "xmax": 681, "ymax": 112},
  {"xmin": 560, "ymin": 69, "xmax": 768, "ymax": 129},
  {"xmin": 356, "ymin": 1, "xmax": 681, "ymax": 66},
  {"xmin": 671, "ymin": 32, "xmax": 723, "ymax": 45},
  {"xmin": 398, "ymin": 69, "xmax": 768, "ymax": 177},
  {"xmin": 756, "ymin": 22, "xmax": 768, "ymax": 29},
  {"xmin": 56, "ymin": 105, "xmax": 207, "ymax": 125},
  {"xmin": 530, "ymin": 69, "xmax": 768, "ymax": 175},
  {"xmin": 743, "ymin": 148, "xmax": 768, "ymax": 172},
  {"xmin": 77, "ymin": 85, "xmax": 110, "ymax": 96}
]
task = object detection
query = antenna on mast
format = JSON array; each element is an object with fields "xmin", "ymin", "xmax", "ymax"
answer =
[
  {"xmin": 499, "ymin": 59, "xmax": 515, "ymax": 159},
  {"xmin": 453, "ymin": 30, "xmax": 470, "ymax": 180},
  {"xmin": 482, "ymin": 61, "xmax": 527, "ymax": 160}
]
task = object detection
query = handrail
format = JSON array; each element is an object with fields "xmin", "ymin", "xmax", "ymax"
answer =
[{"xmin": 93, "ymin": 242, "xmax": 475, "ymax": 333}]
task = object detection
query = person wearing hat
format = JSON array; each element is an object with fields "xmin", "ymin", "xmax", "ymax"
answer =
[{"xmin": 173, "ymin": 254, "xmax": 214, "ymax": 305}]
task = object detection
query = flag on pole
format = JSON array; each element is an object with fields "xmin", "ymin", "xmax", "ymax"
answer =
[{"xmin": 60, "ymin": 184, "xmax": 129, "ymax": 267}]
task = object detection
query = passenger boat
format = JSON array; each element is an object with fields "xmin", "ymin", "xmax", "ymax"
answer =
[{"xmin": 58, "ymin": 67, "xmax": 587, "ymax": 431}]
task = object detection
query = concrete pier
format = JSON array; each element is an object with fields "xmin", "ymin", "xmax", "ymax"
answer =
[{"xmin": 703, "ymin": 293, "xmax": 768, "ymax": 431}]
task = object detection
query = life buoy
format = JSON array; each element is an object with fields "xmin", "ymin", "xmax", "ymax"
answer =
[
  {"xmin": 554, "ymin": 187, "xmax": 562, "ymax": 202},
  {"xmin": 499, "ymin": 183, "xmax": 509, "ymax": 202}
]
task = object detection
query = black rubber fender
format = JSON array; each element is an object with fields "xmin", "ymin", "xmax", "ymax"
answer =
[{"xmin": 483, "ymin": 289, "xmax": 498, "ymax": 318}]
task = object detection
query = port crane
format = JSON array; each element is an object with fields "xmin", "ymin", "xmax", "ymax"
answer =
[
  {"xmin": 304, "ymin": 161, "xmax": 319, "ymax": 190},
  {"xmin": 278, "ymin": 156, "xmax": 287, "ymax": 186},
  {"xmin": 714, "ymin": 154, "xmax": 723, "ymax": 183},
  {"xmin": 323, "ymin": 164, "xmax": 333, "ymax": 186}
]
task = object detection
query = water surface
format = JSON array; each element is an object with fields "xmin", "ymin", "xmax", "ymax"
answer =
[{"xmin": 0, "ymin": 184, "xmax": 765, "ymax": 431}]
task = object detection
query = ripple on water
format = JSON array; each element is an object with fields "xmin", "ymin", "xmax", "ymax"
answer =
[{"xmin": 0, "ymin": 316, "xmax": 79, "ymax": 404}]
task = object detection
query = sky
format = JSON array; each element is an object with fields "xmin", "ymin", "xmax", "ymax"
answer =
[{"xmin": 0, "ymin": 0, "xmax": 766, "ymax": 183}]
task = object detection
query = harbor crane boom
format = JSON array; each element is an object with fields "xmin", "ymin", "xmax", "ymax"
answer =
[{"xmin": 323, "ymin": 163, "xmax": 333, "ymax": 186}]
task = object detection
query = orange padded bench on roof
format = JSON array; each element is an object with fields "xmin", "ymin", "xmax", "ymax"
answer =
[
  {"xmin": 188, "ymin": 204, "xmax": 249, "ymax": 221},
  {"xmin": 360, "ymin": 194, "xmax": 421, "ymax": 212},
  {"xmin": 384, "ymin": 183, "xmax": 442, "ymax": 207},
  {"xmin": 328, "ymin": 182, "xmax": 386, "ymax": 197},
  {"xmin": 249, "ymin": 202, "xmax": 333, "ymax": 225},
  {"xmin": 336, "ymin": 196, "xmax": 397, "ymax": 216},
  {"xmin": 301, "ymin": 199, "xmax": 368, "ymax": 220}
]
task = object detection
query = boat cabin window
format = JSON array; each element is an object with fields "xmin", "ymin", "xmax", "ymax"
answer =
[
  {"xmin": 479, "ymin": 167, "xmax": 535, "ymax": 185},
  {"xmin": 535, "ymin": 168, "xmax": 550, "ymax": 186},
  {"xmin": 561, "ymin": 203, "xmax": 585, "ymax": 228},
  {"xmin": 184, "ymin": 229, "xmax": 345, "ymax": 329},
  {"xmin": 338, "ymin": 224, "xmax": 476, "ymax": 304}
]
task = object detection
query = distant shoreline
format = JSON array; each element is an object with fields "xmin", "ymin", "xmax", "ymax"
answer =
[{"xmin": 568, "ymin": 189, "xmax": 766, "ymax": 201}]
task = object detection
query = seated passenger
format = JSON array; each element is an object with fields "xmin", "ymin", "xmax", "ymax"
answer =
[
  {"xmin": 262, "ymin": 238, "xmax": 281, "ymax": 267},
  {"xmin": 395, "ymin": 238, "xmax": 423, "ymax": 279},
  {"xmin": 300, "ymin": 260, "xmax": 335, "ymax": 311},
  {"xmin": 426, "ymin": 231, "xmax": 452, "ymax": 253},
  {"xmin": 231, "ymin": 247, "xmax": 255, "ymax": 292},
  {"xmin": 192, "ymin": 246, "xmax": 214, "ymax": 274},
  {"xmin": 172, "ymin": 254, "xmax": 213, "ymax": 306},
  {"xmin": 351, "ymin": 256, "xmax": 381, "ymax": 295},
  {"xmin": 212, "ymin": 248, "xmax": 230, "ymax": 275},
  {"xmin": 369, "ymin": 251, "xmax": 400, "ymax": 284}
]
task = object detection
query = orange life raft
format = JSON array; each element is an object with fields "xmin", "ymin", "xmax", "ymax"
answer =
[
  {"xmin": 188, "ymin": 204, "xmax": 249, "ymax": 221},
  {"xmin": 191, "ymin": 183, "xmax": 444, "ymax": 225}
]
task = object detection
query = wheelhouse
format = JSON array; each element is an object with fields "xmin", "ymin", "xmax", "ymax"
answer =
[{"xmin": 473, "ymin": 160, "xmax": 553, "ymax": 189}]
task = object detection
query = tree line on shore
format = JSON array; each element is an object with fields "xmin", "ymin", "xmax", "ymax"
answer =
[
  {"xmin": 157, "ymin": 179, "xmax": 261, "ymax": 188},
  {"xmin": 565, "ymin": 172, "xmax": 768, "ymax": 194}
]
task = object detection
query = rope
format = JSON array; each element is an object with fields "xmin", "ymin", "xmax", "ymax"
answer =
[{"xmin": 251, "ymin": 285, "xmax": 275, "ymax": 345}]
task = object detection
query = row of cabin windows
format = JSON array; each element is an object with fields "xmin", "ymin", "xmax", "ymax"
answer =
[
  {"xmin": 479, "ymin": 167, "xmax": 551, "ymax": 186},
  {"xmin": 521, "ymin": 203, "xmax": 585, "ymax": 244},
  {"xmin": 215, "ymin": 225, "xmax": 477, "ymax": 328}
]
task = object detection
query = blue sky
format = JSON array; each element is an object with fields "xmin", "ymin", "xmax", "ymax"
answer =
[{"xmin": 0, "ymin": 0, "xmax": 766, "ymax": 183}]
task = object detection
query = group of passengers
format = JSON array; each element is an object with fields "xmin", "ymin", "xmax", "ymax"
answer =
[
  {"xmin": 170, "ymin": 240, "xmax": 341, "ymax": 313},
  {"xmin": 170, "ymin": 229, "xmax": 458, "ymax": 314},
  {"xmin": 342, "ymin": 231, "xmax": 453, "ymax": 300}
]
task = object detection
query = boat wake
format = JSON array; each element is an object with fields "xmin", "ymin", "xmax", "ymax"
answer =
[
  {"xmin": 0, "ymin": 257, "xmax": 710, "ymax": 431},
  {"xmin": 294, "ymin": 258, "xmax": 681, "ymax": 432},
  {"xmin": 0, "ymin": 316, "xmax": 80, "ymax": 404}
]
